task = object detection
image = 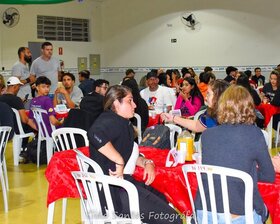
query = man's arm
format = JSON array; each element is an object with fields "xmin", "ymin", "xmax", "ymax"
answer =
[{"xmin": 18, "ymin": 109, "xmax": 37, "ymax": 130}]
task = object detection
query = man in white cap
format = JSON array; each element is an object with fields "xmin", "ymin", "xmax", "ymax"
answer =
[{"xmin": 0, "ymin": 77, "xmax": 36, "ymax": 157}]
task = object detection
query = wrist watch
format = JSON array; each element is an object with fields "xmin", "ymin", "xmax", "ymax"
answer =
[{"xmin": 144, "ymin": 159, "xmax": 155, "ymax": 167}]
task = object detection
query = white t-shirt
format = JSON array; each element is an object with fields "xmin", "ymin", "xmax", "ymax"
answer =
[
  {"xmin": 30, "ymin": 56, "xmax": 60, "ymax": 94},
  {"xmin": 11, "ymin": 61, "xmax": 32, "ymax": 99},
  {"xmin": 140, "ymin": 85, "xmax": 173, "ymax": 113},
  {"xmin": 57, "ymin": 86, "xmax": 84, "ymax": 108}
]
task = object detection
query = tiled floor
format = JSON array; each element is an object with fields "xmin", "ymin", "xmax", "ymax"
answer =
[{"xmin": 0, "ymin": 141, "xmax": 81, "ymax": 224}]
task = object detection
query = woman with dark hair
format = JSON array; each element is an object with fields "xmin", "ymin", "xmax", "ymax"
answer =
[
  {"xmin": 197, "ymin": 85, "xmax": 275, "ymax": 223},
  {"xmin": 237, "ymin": 74, "xmax": 261, "ymax": 106},
  {"xmin": 122, "ymin": 79, "xmax": 149, "ymax": 133},
  {"xmin": 87, "ymin": 85, "xmax": 182, "ymax": 224},
  {"xmin": 174, "ymin": 77, "xmax": 204, "ymax": 117},
  {"xmin": 262, "ymin": 70, "xmax": 280, "ymax": 103},
  {"xmin": 161, "ymin": 79, "xmax": 229, "ymax": 132}
]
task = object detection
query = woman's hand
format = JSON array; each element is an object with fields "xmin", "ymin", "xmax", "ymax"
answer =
[
  {"xmin": 143, "ymin": 163, "xmax": 155, "ymax": 185},
  {"xmin": 161, "ymin": 113, "xmax": 172, "ymax": 123},
  {"xmin": 109, "ymin": 163, "xmax": 124, "ymax": 178}
]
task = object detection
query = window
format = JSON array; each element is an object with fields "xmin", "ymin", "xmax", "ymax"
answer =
[{"xmin": 37, "ymin": 15, "xmax": 89, "ymax": 42}]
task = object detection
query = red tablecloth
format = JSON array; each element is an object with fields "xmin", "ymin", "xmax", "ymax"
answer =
[
  {"xmin": 147, "ymin": 114, "xmax": 163, "ymax": 127},
  {"xmin": 256, "ymin": 103, "xmax": 280, "ymax": 128},
  {"xmin": 45, "ymin": 147, "xmax": 280, "ymax": 223}
]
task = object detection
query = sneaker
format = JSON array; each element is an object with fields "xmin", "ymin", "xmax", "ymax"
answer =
[{"xmin": 19, "ymin": 151, "xmax": 29, "ymax": 164}]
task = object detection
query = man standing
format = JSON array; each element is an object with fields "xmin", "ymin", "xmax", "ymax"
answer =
[
  {"xmin": 252, "ymin": 67, "xmax": 265, "ymax": 87},
  {"xmin": 53, "ymin": 72, "xmax": 83, "ymax": 109},
  {"xmin": 140, "ymin": 71, "xmax": 172, "ymax": 113},
  {"xmin": 80, "ymin": 79, "xmax": 109, "ymax": 122},
  {"xmin": 30, "ymin": 42, "xmax": 60, "ymax": 97},
  {"xmin": 11, "ymin": 47, "xmax": 35, "ymax": 105},
  {"xmin": 78, "ymin": 70, "xmax": 95, "ymax": 96}
]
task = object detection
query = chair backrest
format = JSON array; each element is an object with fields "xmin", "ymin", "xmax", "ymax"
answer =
[
  {"xmin": 71, "ymin": 171, "xmax": 141, "ymax": 224},
  {"xmin": 0, "ymin": 126, "xmax": 12, "ymax": 163},
  {"xmin": 11, "ymin": 108, "xmax": 25, "ymax": 135},
  {"xmin": 31, "ymin": 107, "xmax": 55, "ymax": 138},
  {"xmin": 52, "ymin": 127, "xmax": 89, "ymax": 152},
  {"xmin": 73, "ymin": 149, "xmax": 104, "ymax": 174},
  {"xmin": 134, "ymin": 113, "xmax": 142, "ymax": 143},
  {"xmin": 165, "ymin": 123, "xmax": 182, "ymax": 148},
  {"xmin": 193, "ymin": 108, "xmax": 207, "ymax": 122},
  {"xmin": 182, "ymin": 164, "xmax": 254, "ymax": 224}
]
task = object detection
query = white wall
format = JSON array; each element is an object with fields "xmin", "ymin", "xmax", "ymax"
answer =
[
  {"xmin": 101, "ymin": 0, "xmax": 280, "ymax": 68},
  {"xmin": 0, "ymin": 0, "xmax": 102, "ymax": 71}
]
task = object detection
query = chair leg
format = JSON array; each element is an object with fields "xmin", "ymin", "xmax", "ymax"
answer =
[
  {"xmin": 62, "ymin": 198, "xmax": 67, "ymax": 224},
  {"xmin": 275, "ymin": 122, "xmax": 280, "ymax": 148},
  {"xmin": 2, "ymin": 157, "xmax": 8, "ymax": 191},
  {"xmin": 46, "ymin": 139, "xmax": 54, "ymax": 164},
  {"xmin": 37, "ymin": 139, "xmax": 41, "ymax": 167},
  {"xmin": 0, "ymin": 167, "xmax": 8, "ymax": 213},
  {"xmin": 47, "ymin": 202, "xmax": 55, "ymax": 224},
  {"xmin": 12, "ymin": 136, "xmax": 22, "ymax": 166},
  {"xmin": 80, "ymin": 199, "xmax": 86, "ymax": 223}
]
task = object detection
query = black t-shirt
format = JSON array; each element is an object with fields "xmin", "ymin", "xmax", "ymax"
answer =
[
  {"xmin": 88, "ymin": 110, "xmax": 134, "ymax": 175},
  {"xmin": 80, "ymin": 92, "xmax": 104, "ymax": 122},
  {"xmin": 262, "ymin": 83, "xmax": 278, "ymax": 102},
  {"xmin": 0, "ymin": 94, "xmax": 24, "ymax": 110}
]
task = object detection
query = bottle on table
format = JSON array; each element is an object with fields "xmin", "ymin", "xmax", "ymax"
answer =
[{"xmin": 177, "ymin": 130, "xmax": 194, "ymax": 163}]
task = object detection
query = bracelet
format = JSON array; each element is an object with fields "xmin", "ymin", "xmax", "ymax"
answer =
[
  {"xmin": 172, "ymin": 115, "xmax": 176, "ymax": 123},
  {"xmin": 143, "ymin": 159, "xmax": 155, "ymax": 167},
  {"xmin": 115, "ymin": 162, "xmax": 124, "ymax": 166},
  {"xmin": 25, "ymin": 78, "xmax": 31, "ymax": 83}
]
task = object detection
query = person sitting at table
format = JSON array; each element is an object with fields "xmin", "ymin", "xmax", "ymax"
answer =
[
  {"xmin": 174, "ymin": 77, "xmax": 204, "ymax": 117},
  {"xmin": 53, "ymin": 72, "xmax": 84, "ymax": 109},
  {"xmin": 261, "ymin": 70, "xmax": 280, "ymax": 104},
  {"xmin": 88, "ymin": 85, "xmax": 183, "ymax": 224},
  {"xmin": 140, "ymin": 71, "xmax": 173, "ymax": 113},
  {"xmin": 161, "ymin": 79, "xmax": 229, "ymax": 133},
  {"xmin": 29, "ymin": 76, "xmax": 63, "ymax": 136},
  {"xmin": 122, "ymin": 78, "xmax": 149, "ymax": 133},
  {"xmin": 0, "ymin": 77, "xmax": 37, "ymax": 151},
  {"xmin": 197, "ymin": 85, "xmax": 275, "ymax": 223},
  {"xmin": 78, "ymin": 70, "xmax": 94, "ymax": 96},
  {"xmin": 236, "ymin": 74, "xmax": 263, "ymax": 128},
  {"xmin": 80, "ymin": 79, "xmax": 109, "ymax": 123}
]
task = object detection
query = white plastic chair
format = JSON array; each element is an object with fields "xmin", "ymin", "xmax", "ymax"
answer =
[
  {"xmin": 165, "ymin": 123, "xmax": 182, "ymax": 148},
  {"xmin": 134, "ymin": 113, "xmax": 142, "ymax": 143},
  {"xmin": 11, "ymin": 108, "xmax": 35, "ymax": 166},
  {"xmin": 0, "ymin": 126, "xmax": 12, "ymax": 213},
  {"xmin": 47, "ymin": 128, "xmax": 89, "ymax": 224},
  {"xmin": 72, "ymin": 171, "xmax": 142, "ymax": 224},
  {"xmin": 182, "ymin": 164, "xmax": 254, "ymax": 224},
  {"xmin": 31, "ymin": 107, "xmax": 55, "ymax": 167},
  {"xmin": 52, "ymin": 127, "xmax": 89, "ymax": 152},
  {"xmin": 275, "ymin": 121, "xmax": 280, "ymax": 148}
]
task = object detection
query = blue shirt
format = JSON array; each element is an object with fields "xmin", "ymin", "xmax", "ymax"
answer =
[{"xmin": 199, "ymin": 111, "xmax": 217, "ymax": 128}]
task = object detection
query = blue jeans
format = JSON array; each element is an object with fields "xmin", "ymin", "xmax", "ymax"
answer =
[{"xmin": 196, "ymin": 210, "xmax": 262, "ymax": 224}]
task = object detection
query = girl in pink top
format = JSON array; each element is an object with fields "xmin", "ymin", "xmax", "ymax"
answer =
[{"xmin": 174, "ymin": 77, "xmax": 204, "ymax": 117}]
